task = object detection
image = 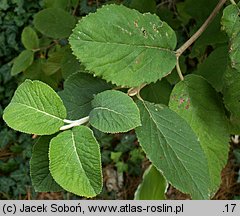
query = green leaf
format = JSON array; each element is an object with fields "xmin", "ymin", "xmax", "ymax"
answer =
[
  {"xmin": 190, "ymin": 14, "xmax": 228, "ymax": 59},
  {"xmin": 222, "ymin": 3, "xmax": 240, "ymax": 72},
  {"xmin": 3, "ymin": 80, "xmax": 66, "ymax": 135},
  {"xmin": 59, "ymin": 72, "xmax": 112, "ymax": 120},
  {"xmin": 140, "ymin": 78, "xmax": 172, "ymax": 105},
  {"xmin": 61, "ymin": 49, "xmax": 82, "ymax": 79},
  {"xmin": 169, "ymin": 75, "xmax": 229, "ymax": 195},
  {"xmin": 24, "ymin": 59, "xmax": 62, "ymax": 89},
  {"xmin": 70, "ymin": 4, "xmax": 177, "ymax": 87},
  {"xmin": 21, "ymin": 26, "xmax": 39, "ymax": 50},
  {"xmin": 33, "ymin": 8, "xmax": 76, "ymax": 39},
  {"xmin": 223, "ymin": 67, "xmax": 240, "ymax": 121},
  {"xmin": 11, "ymin": 50, "xmax": 34, "ymax": 75},
  {"xmin": 30, "ymin": 136, "xmax": 62, "ymax": 192},
  {"xmin": 43, "ymin": 49, "xmax": 65, "ymax": 76},
  {"xmin": 135, "ymin": 100, "xmax": 210, "ymax": 199},
  {"xmin": 49, "ymin": 126, "xmax": 102, "ymax": 197},
  {"xmin": 134, "ymin": 165, "xmax": 167, "ymax": 200},
  {"xmin": 194, "ymin": 45, "xmax": 229, "ymax": 92},
  {"xmin": 90, "ymin": 90, "xmax": 141, "ymax": 133}
]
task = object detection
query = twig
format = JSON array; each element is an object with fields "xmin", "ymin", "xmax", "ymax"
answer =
[
  {"xmin": 230, "ymin": 0, "xmax": 237, "ymax": 5},
  {"xmin": 72, "ymin": 0, "xmax": 80, "ymax": 16},
  {"xmin": 176, "ymin": 57, "xmax": 184, "ymax": 81},
  {"xmin": 176, "ymin": 0, "xmax": 227, "ymax": 57},
  {"xmin": 128, "ymin": 83, "xmax": 146, "ymax": 97}
]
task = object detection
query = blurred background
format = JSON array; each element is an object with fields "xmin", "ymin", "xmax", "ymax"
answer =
[{"xmin": 0, "ymin": 0, "xmax": 240, "ymax": 200}]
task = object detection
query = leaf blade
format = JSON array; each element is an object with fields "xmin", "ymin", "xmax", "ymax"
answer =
[
  {"xmin": 69, "ymin": 4, "xmax": 177, "ymax": 87},
  {"xmin": 169, "ymin": 74, "xmax": 230, "ymax": 195},
  {"xmin": 90, "ymin": 90, "xmax": 141, "ymax": 133},
  {"xmin": 21, "ymin": 26, "xmax": 39, "ymax": 50},
  {"xmin": 135, "ymin": 100, "xmax": 210, "ymax": 199},
  {"xmin": 59, "ymin": 72, "xmax": 112, "ymax": 120},
  {"xmin": 134, "ymin": 165, "xmax": 167, "ymax": 200},
  {"xmin": 49, "ymin": 126, "xmax": 102, "ymax": 197},
  {"xmin": 30, "ymin": 136, "xmax": 62, "ymax": 192},
  {"xmin": 3, "ymin": 80, "xmax": 66, "ymax": 135},
  {"xmin": 33, "ymin": 8, "xmax": 76, "ymax": 39},
  {"xmin": 11, "ymin": 50, "xmax": 34, "ymax": 76}
]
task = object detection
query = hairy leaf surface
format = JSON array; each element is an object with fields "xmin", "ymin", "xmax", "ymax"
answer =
[
  {"xmin": 59, "ymin": 72, "xmax": 112, "ymax": 120},
  {"xmin": 30, "ymin": 136, "xmax": 62, "ymax": 192},
  {"xmin": 169, "ymin": 75, "xmax": 229, "ymax": 195},
  {"xmin": 90, "ymin": 90, "xmax": 141, "ymax": 133},
  {"xmin": 49, "ymin": 126, "xmax": 102, "ymax": 197},
  {"xmin": 135, "ymin": 100, "xmax": 210, "ymax": 199},
  {"xmin": 3, "ymin": 80, "xmax": 66, "ymax": 135},
  {"xmin": 70, "ymin": 4, "xmax": 177, "ymax": 87}
]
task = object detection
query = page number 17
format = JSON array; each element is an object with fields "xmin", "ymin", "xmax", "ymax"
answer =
[{"xmin": 224, "ymin": 204, "xmax": 236, "ymax": 213}]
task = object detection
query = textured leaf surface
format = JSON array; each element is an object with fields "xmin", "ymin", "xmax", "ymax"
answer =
[
  {"xmin": 135, "ymin": 100, "xmax": 210, "ymax": 199},
  {"xmin": 30, "ymin": 136, "xmax": 62, "ymax": 192},
  {"xmin": 61, "ymin": 49, "xmax": 82, "ymax": 79},
  {"xmin": 33, "ymin": 8, "xmax": 76, "ymax": 38},
  {"xmin": 11, "ymin": 50, "xmax": 34, "ymax": 75},
  {"xmin": 194, "ymin": 45, "xmax": 228, "ymax": 92},
  {"xmin": 21, "ymin": 26, "xmax": 39, "ymax": 50},
  {"xmin": 223, "ymin": 68, "xmax": 240, "ymax": 118},
  {"xmin": 90, "ymin": 90, "xmax": 141, "ymax": 133},
  {"xmin": 134, "ymin": 165, "xmax": 167, "ymax": 200},
  {"xmin": 3, "ymin": 80, "xmax": 66, "ymax": 135},
  {"xmin": 59, "ymin": 72, "xmax": 112, "ymax": 120},
  {"xmin": 222, "ymin": 3, "xmax": 240, "ymax": 72},
  {"xmin": 169, "ymin": 75, "xmax": 229, "ymax": 195},
  {"xmin": 49, "ymin": 126, "xmax": 102, "ymax": 197},
  {"xmin": 69, "ymin": 4, "xmax": 177, "ymax": 87}
]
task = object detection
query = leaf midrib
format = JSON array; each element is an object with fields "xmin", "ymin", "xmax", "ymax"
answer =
[
  {"xmin": 74, "ymin": 35, "xmax": 175, "ymax": 53},
  {"xmin": 142, "ymin": 101, "xmax": 205, "ymax": 198},
  {"xmin": 13, "ymin": 102, "xmax": 63, "ymax": 121},
  {"xmin": 71, "ymin": 131, "xmax": 96, "ymax": 194},
  {"xmin": 93, "ymin": 106, "xmax": 133, "ymax": 121}
]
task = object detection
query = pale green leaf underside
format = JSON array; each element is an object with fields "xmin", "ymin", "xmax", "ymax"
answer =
[
  {"xmin": 135, "ymin": 100, "xmax": 210, "ymax": 199},
  {"xmin": 11, "ymin": 50, "xmax": 34, "ymax": 76},
  {"xmin": 3, "ymin": 80, "xmax": 66, "ymax": 135},
  {"xmin": 59, "ymin": 72, "xmax": 112, "ymax": 120},
  {"xmin": 30, "ymin": 136, "xmax": 62, "ymax": 192},
  {"xmin": 49, "ymin": 126, "xmax": 102, "ymax": 197},
  {"xmin": 222, "ymin": 3, "xmax": 240, "ymax": 72},
  {"xmin": 90, "ymin": 90, "xmax": 141, "ymax": 133},
  {"xmin": 169, "ymin": 75, "xmax": 229, "ymax": 196},
  {"xmin": 69, "ymin": 4, "xmax": 177, "ymax": 87},
  {"xmin": 134, "ymin": 165, "xmax": 167, "ymax": 200}
]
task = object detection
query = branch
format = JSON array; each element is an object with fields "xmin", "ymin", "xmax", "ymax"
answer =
[
  {"xmin": 176, "ymin": 0, "xmax": 227, "ymax": 57},
  {"xmin": 176, "ymin": 57, "xmax": 184, "ymax": 81},
  {"xmin": 230, "ymin": 0, "xmax": 237, "ymax": 5}
]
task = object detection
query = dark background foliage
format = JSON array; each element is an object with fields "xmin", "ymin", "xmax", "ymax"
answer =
[{"xmin": 1, "ymin": 0, "xmax": 240, "ymax": 199}]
